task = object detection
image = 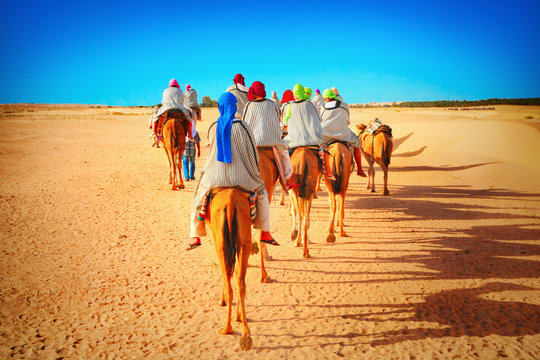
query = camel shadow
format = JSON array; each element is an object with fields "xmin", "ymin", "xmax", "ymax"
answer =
[
  {"xmin": 393, "ymin": 146, "xmax": 427, "ymax": 158},
  {"xmin": 392, "ymin": 132, "xmax": 414, "ymax": 152},
  {"xmin": 390, "ymin": 162, "xmax": 498, "ymax": 172}
]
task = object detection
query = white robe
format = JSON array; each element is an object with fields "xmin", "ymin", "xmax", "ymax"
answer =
[
  {"xmin": 157, "ymin": 87, "xmax": 190, "ymax": 118},
  {"xmin": 283, "ymin": 100, "xmax": 322, "ymax": 148},
  {"xmin": 320, "ymin": 100, "xmax": 360, "ymax": 147}
]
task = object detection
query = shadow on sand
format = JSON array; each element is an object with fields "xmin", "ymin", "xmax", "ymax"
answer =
[{"xmin": 259, "ymin": 180, "xmax": 540, "ymax": 350}]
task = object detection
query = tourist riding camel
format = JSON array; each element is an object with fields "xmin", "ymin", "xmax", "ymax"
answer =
[
  {"xmin": 187, "ymin": 92, "xmax": 279, "ymax": 250},
  {"xmin": 270, "ymin": 91, "xmax": 281, "ymax": 116},
  {"xmin": 311, "ymin": 89, "xmax": 325, "ymax": 114},
  {"xmin": 184, "ymin": 84, "xmax": 201, "ymax": 122},
  {"xmin": 283, "ymin": 84, "xmax": 322, "ymax": 149},
  {"xmin": 331, "ymin": 87, "xmax": 344, "ymax": 102},
  {"xmin": 226, "ymin": 73, "xmax": 249, "ymax": 119},
  {"xmin": 320, "ymin": 89, "xmax": 367, "ymax": 177},
  {"xmin": 154, "ymin": 79, "xmax": 193, "ymax": 139},
  {"xmin": 243, "ymin": 81, "xmax": 298, "ymax": 191}
]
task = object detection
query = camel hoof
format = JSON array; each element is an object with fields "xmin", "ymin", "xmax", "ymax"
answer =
[
  {"xmin": 178, "ymin": 184, "xmax": 185, "ymax": 190},
  {"xmin": 220, "ymin": 326, "xmax": 234, "ymax": 335},
  {"xmin": 295, "ymin": 242, "xmax": 302, "ymax": 248},
  {"xmin": 264, "ymin": 255, "xmax": 273, "ymax": 261},
  {"xmin": 250, "ymin": 241, "xmax": 259, "ymax": 255},
  {"xmin": 371, "ymin": 189, "xmax": 376, "ymax": 193},
  {"xmin": 171, "ymin": 186, "xmax": 177, "ymax": 190},
  {"xmin": 239, "ymin": 335, "xmax": 253, "ymax": 351},
  {"xmin": 383, "ymin": 189, "xmax": 389, "ymax": 196},
  {"xmin": 303, "ymin": 252, "xmax": 311, "ymax": 259},
  {"xmin": 259, "ymin": 276, "xmax": 271, "ymax": 283},
  {"xmin": 313, "ymin": 194, "xmax": 318, "ymax": 199},
  {"xmin": 217, "ymin": 299, "xmax": 226, "ymax": 306},
  {"xmin": 326, "ymin": 234, "xmax": 336, "ymax": 243},
  {"xmin": 291, "ymin": 230, "xmax": 298, "ymax": 241}
]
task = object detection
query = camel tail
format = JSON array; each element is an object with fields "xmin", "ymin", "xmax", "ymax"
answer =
[
  {"xmin": 298, "ymin": 161, "xmax": 310, "ymax": 199},
  {"xmin": 331, "ymin": 154, "xmax": 343, "ymax": 194},
  {"xmin": 222, "ymin": 205, "xmax": 237, "ymax": 277},
  {"xmin": 171, "ymin": 119, "xmax": 179, "ymax": 148},
  {"xmin": 382, "ymin": 137, "xmax": 391, "ymax": 166}
]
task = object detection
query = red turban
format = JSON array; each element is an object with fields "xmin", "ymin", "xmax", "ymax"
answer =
[
  {"xmin": 248, "ymin": 81, "xmax": 266, "ymax": 101},
  {"xmin": 233, "ymin": 73, "xmax": 245, "ymax": 86},
  {"xmin": 281, "ymin": 90, "xmax": 294, "ymax": 104}
]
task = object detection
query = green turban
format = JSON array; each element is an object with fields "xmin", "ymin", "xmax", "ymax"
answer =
[
  {"xmin": 323, "ymin": 89, "xmax": 339, "ymax": 101},
  {"xmin": 293, "ymin": 84, "xmax": 305, "ymax": 100},
  {"xmin": 304, "ymin": 87, "xmax": 313, "ymax": 99}
]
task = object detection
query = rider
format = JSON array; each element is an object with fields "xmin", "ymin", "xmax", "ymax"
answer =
[
  {"xmin": 187, "ymin": 92, "xmax": 279, "ymax": 250},
  {"xmin": 226, "ymin": 73, "xmax": 249, "ymax": 119},
  {"xmin": 243, "ymin": 81, "xmax": 299, "ymax": 190},
  {"xmin": 320, "ymin": 89, "xmax": 367, "ymax": 177}
]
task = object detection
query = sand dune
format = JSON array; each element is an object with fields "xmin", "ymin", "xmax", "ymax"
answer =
[{"xmin": 0, "ymin": 105, "xmax": 539, "ymax": 359}]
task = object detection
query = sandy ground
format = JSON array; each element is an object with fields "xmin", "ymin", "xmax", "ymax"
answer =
[{"xmin": 0, "ymin": 104, "xmax": 539, "ymax": 359}]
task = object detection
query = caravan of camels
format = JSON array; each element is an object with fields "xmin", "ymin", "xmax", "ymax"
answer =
[{"xmin": 151, "ymin": 75, "xmax": 394, "ymax": 350}]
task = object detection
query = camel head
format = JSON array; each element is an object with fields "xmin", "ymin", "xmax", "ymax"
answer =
[{"xmin": 357, "ymin": 123, "xmax": 367, "ymax": 133}]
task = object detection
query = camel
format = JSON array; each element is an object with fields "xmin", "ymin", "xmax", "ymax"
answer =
[
  {"xmin": 159, "ymin": 110, "xmax": 189, "ymax": 190},
  {"xmin": 208, "ymin": 188, "xmax": 253, "ymax": 351},
  {"xmin": 289, "ymin": 147, "xmax": 320, "ymax": 258},
  {"xmin": 357, "ymin": 123, "xmax": 393, "ymax": 196},
  {"xmin": 323, "ymin": 142, "xmax": 353, "ymax": 242},
  {"xmin": 254, "ymin": 147, "xmax": 283, "ymax": 282}
]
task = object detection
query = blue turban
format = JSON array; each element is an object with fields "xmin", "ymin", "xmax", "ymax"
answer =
[{"xmin": 216, "ymin": 92, "xmax": 238, "ymax": 163}]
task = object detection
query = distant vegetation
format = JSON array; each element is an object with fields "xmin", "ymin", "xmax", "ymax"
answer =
[
  {"xmin": 200, "ymin": 96, "xmax": 218, "ymax": 107},
  {"xmin": 395, "ymin": 97, "xmax": 540, "ymax": 108}
]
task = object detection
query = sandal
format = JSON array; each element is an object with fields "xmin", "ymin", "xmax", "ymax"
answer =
[
  {"xmin": 186, "ymin": 238, "xmax": 202, "ymax": 251},
  {"xmin": 261, "ymin": 238, "xmax": 280, "ymax": 246}
]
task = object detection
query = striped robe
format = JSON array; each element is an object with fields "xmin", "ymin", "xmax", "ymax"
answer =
[
  {"xmin": 226, "ymin": 84, "xmax": 249, "ymax": 119},
  {"xmin": 320, "ymin": 100, "xmax": 360, "ymax": 147},
  {"xmin": 242, "ymin": 99, "xmax": 286, "ymax": 151},
  {"xmin": 192, "ymin": 119, "xmax": 266, "ymax": 214},
  {"xmin": 283, "ymin": 100, "xmax": 322, "ymax": 148}
]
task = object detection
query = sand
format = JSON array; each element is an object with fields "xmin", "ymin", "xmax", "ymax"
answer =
[{"xmin": 0, "ymin": 104, "xmax": 539, "ymax": 359}]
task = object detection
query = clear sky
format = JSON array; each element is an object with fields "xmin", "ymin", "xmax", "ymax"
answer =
[{"xmin": 1, "ymin": 0, "xmax": 539, "ymax": 105}]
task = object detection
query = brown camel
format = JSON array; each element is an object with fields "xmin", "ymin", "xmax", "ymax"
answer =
[
  {"xmin": 208, "ymin": 188, "xmax": 253, "ymax": 351},
  {"xmin": 324, "ymin": 142, "xmax": 353, "ymax": 242},
  {"xmin": 159, "ymin": 110, "xmax": 189, "ymax": 190},
  {"xmin": 357, "ymin": 124, "xmax": 393, "ymax": 195},
  {"xmin": 289, "ymin": 147, "xmax": 320, "ymax": 258},
  {"xmin": 255, "ymin": 147, "xmax": 280, "ymax": 282}
]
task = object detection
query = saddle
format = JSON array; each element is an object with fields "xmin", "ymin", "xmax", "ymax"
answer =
[
  {"xmin": 289, "ymin": 145, "xmax": 322, "ymax": 167},
  {"xmin": 372, "ymin": 124, "xmax": 393, "ymax": 138},
  {"xmin": 156, "ymin": 109, "xmax": 190, "ymax": 143}
]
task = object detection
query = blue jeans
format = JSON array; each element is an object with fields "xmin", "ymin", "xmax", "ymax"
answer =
[{"xmin": 183, "ymin": 154, "xmax": 196, "ymax": 180}]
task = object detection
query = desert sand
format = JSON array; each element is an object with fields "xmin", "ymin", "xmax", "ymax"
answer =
[{"xmin": 0, "ymin": 104, "xmax": 539, "ymax": 359}]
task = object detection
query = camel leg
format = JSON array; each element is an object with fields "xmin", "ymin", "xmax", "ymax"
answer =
[
  {"xmin": 259, "ymin": 235, "xmax": 270, "ymax": 283},
  {"xmin": 382, "ymin": 163, "xmax": 389, "ymax": 196},
  {"xmin": 165, "ymin": 147, "xmax": 173, "ymax": 186},
  {"xmin": 369, "ymin": 164, "xmax": 376, "ymax": 193},
  {"xmin": 338, "ymin": 194, "xmax": 347, "ymax": 237},
  {"xmin": 302, "ymin": 199, "xmax": 312, "ymax": 258},
  {"xmin": 235, "ymin": 242, "xmax": 253, "ymax": 350},
  {"xmin": 219, "ymin": 271, "xmax": 234, "ymax": 335},
  {"xmin": 290, "ymin": 193, "xmax": 299, "ymax": 243},
  {"xmin": 176, "ymin": 152, "xmax": 185, "ymax": 189},
  {"xmin": 217, "ymin": 283, "xmax": 226, "ymax": 306},
  {"xmin": 326, "ymin": 193, "xmax": 336, "ymax": 243},
  {"xmin": 364, "ymin": 154, "xmax": 372, "ymax": 190}
]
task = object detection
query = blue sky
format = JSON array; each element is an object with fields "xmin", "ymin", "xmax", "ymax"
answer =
[{"xmin": 0, "ymin": 0, "xmax": 539, "ymax": 105}]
